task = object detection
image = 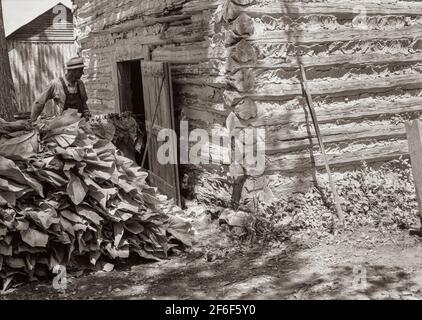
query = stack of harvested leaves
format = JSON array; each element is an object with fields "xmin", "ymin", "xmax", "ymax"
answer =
[
  {"xmin": 89, "ymin": 112, "xmax": 145, "ymax": 162},
  {"xmin": 0, "ymin": 110, "xmax": 192, "ymax": 290}
]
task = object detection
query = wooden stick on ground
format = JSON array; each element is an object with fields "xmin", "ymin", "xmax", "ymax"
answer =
[
  {"xmin": 405, "ymin": 120, "xmax": 422, "ymax": 233},
  {"xmin": 300, "ymin": 64, "xmax": 345, "ymax": 224}
]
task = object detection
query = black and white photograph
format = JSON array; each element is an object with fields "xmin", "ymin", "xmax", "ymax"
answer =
[{"xmin": 1, "ymin": 0, "xmax": 422, "ymax": 304}]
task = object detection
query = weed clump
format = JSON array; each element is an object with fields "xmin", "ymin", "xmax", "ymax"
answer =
[{"xmin": 237, "ymin": 158, "xmax": 419, "ymax": 242}]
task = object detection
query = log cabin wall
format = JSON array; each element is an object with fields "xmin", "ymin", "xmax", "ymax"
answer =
[{"xmin": 74, "ymin": 0, "xmax": 422, "ymax": 206}]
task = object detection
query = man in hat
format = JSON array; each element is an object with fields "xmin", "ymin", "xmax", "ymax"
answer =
[{"xmin": 30, "ymin": 57, "xmax": 91, "ymax": 122}]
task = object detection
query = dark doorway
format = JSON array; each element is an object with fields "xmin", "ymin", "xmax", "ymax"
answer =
[
  {"xmin": 117, "ymin": 60, "xmax": 181, "ymax": 207},
  {"xmin": 118, "ymin": 60, "xmax": 144, "ymax": 114},
  {"xmin": 117, "ymin": 60, "xmax": 148, "ymax": 170}
]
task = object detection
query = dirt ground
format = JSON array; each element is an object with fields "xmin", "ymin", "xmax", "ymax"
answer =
[{"xmin": 2, "ymin": 204, "xmax": 422, "ymax": 300}]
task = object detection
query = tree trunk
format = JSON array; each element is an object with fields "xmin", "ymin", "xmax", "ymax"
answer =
[{"xmin": 0, "ymin": 0, "xmax": 18, "ymax": 121}]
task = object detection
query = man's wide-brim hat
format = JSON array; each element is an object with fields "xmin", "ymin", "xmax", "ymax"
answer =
[{"xmin": 65, "ymin": 57, "xmax": 86, "ymax": 70}]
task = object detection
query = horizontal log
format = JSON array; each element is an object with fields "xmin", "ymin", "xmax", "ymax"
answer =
[
  {"xmin": 76, "ymin": 0, "xmax": 188, "ymax": 30},
  {"xmin": 176, "ymin": 106, "xmax": 409, "ymax": 157},
  {"xmin": 186, "ymin": 118, "xmax": 407, "ymax": 155},
  {"xmin": 182, "ymin": 0, "xmax": 222, "ymax": 13},
  {"xmin": 174, "ymin": 73, "xmax": 422, "ymax": 103},
  {"xmin": 247, "ymin": 25, "xmax": 422, "ymax": 45},
  {"xmin": 81, "ymin": 23, "xmax": 208, "ymax": 48},
  {"xmin": 80, "ymin": 14, "xmax": 422, "ymax": 49},
  {"xmin": 107, "ymin": 14, "xmax": 191, "ymax": 34},
  {"xmin": 163, "ymin": 52, "xmax": 422, "ymax": 78},
  {"xmin": 250, "ymin": 97, "xmax": 422, "ymax": 127},
  {"xmin": 182, "ymin": 0, "xmax": 422, "ymax": 17},
  {"xmin": 152, "ymin": 43, "xmax": 226, "ymax": 63},
  {"xmin": 263, "ymin": 140, "xmax": 409, "ymax": 174},
  {"xmin": 181, "ymin": 96, "xmax": 422, "ymax": 127},
  {"xmin": 232, "ymin": 74, "xmax": 422, "ymax": 103},
  {"xmin": 193, "ymin": 140, "xmax": 409, "ymax": 177},
  {"xmin": 151, "ymin": 40, "xmax": 418, "ymax": 66},
  {"xmin": 241, "ymin": 158, "xmax": 406, "ymax": 198},
  {"xmin": 181, "ymin": 97, "xmax": 422, "ymax": 146},
  {"xmin": 229, "ymin": 53, "xmax": 422, "ymax": 72},
  {"xmin": 265, "ymin": 126, "xmax": 406, "ymax": 154},
  {"xmin": 227, "ymin": 1, "xmax": 422, "ymax": 18}
]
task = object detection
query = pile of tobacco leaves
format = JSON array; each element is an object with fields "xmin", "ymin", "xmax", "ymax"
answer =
[{"xmin": 0, "ymin": 110, "xmax": 193, "ymax": 290}]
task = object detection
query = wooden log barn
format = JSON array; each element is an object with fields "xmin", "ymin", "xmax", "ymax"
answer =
[
  {"xmin": 72, "ymin": 0, "xmax": 422, "ymax": 208},
  {"xmin": 4, "ymin": 0, "xmax": 76, "ymax": 112}
]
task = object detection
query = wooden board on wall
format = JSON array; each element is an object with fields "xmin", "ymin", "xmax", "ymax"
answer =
[{"xmin": 7, "ymin": 41, "xmax": 76, "ymax": 112}]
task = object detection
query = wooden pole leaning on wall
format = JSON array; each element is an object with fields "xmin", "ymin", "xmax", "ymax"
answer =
[
  {"xmin": 299, "ymin": 64, "xmax": 345, "ymax": 226},
  {"xmin": 405, "ymin": 120, "xmax": 422, "ymax": 233}
]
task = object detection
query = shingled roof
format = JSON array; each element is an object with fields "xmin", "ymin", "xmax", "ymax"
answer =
[{"xmin": 2, "ymin": 0, "xmax": 72, "ymax": 37}]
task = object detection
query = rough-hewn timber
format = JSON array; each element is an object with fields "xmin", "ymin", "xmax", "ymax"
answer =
[{"xmin": 74, "ymin": 0, "xmax": 422, "ymax": 205}]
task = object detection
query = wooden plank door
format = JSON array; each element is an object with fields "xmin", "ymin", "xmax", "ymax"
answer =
[{"xmin": 141, "ymin": 62, "xmax": 181, "ymax": 207}]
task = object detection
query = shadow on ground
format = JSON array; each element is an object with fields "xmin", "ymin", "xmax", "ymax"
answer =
[{"xmin": 3, "ymin": 226, "xmax": 422, "ymax": 300}]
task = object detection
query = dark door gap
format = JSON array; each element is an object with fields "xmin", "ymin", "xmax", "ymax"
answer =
[{"xmin": 117, "ymin": 60, "xmax": 149, "ymax": 170}]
